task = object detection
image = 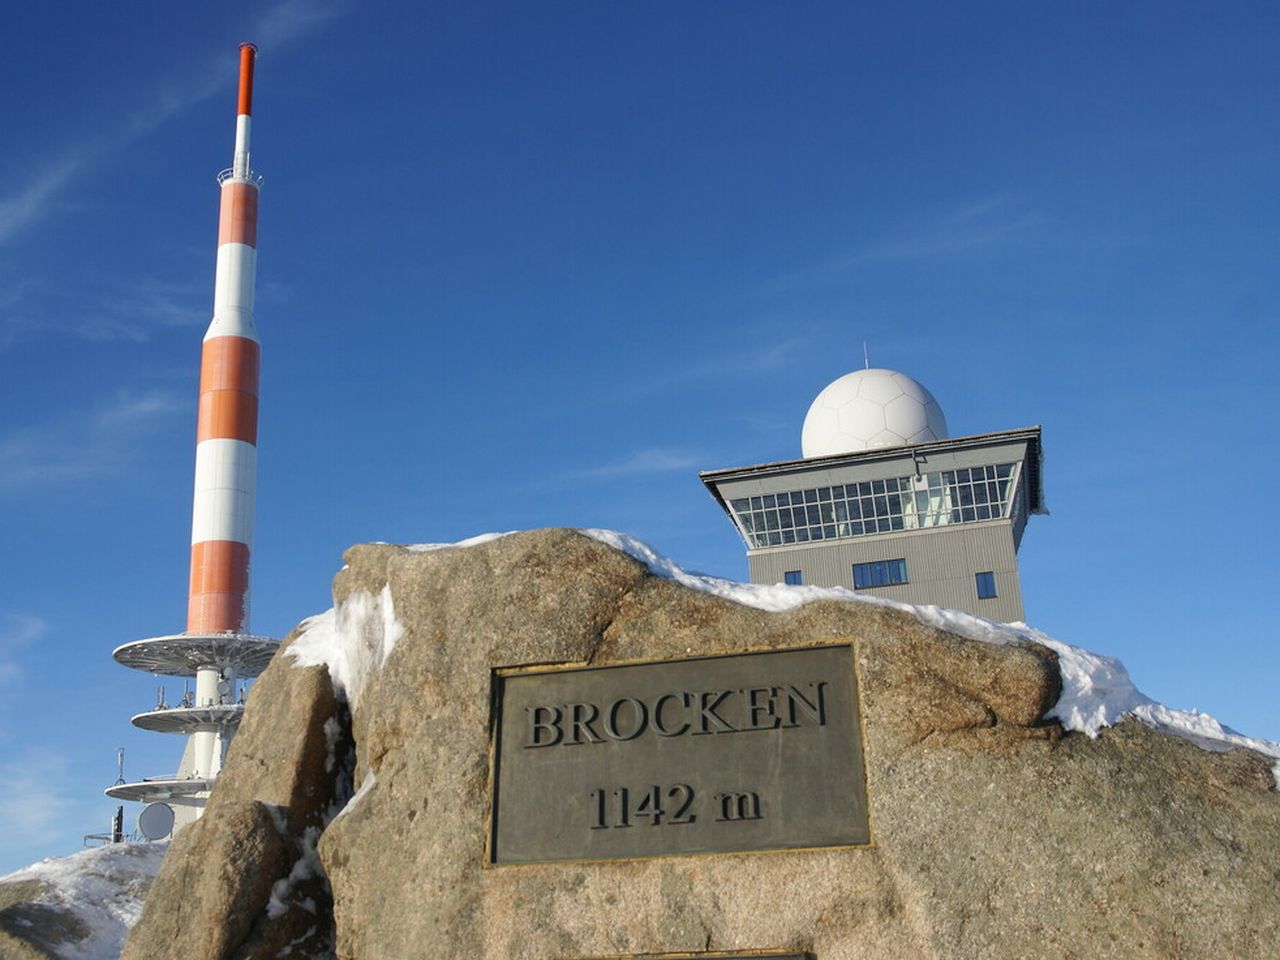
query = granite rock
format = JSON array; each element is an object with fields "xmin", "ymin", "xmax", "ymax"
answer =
[
  {"xmin": 0, "ymin": 880, "xmax": 86, "ymax": 960},
  {"xmin": 130, "ymin": 530, "xmax": 1280, "ymax": 960},
  {"xmin": 122, "ymin": 651, "xmax": 349, "ymax": 960}
]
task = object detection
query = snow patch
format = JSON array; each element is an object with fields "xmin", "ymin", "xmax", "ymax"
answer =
[
  {"xmin": 585, "ymin": 529, "xmax": 1280, "ymax": 783},
  {"xmin": 402, "ymin": 531, "xmax": 515, "ymax": 552},
  {"xmin": 378, "ymin": 584, "xmax": 403, "ymax": 663},
  {"xmin": 583, "ymin": 528, "xmax": 899, "ymax": 613},
  {"xmin": 0, "ymin": 842, "xmax": 166, "ymax": 960},
  {"xmin": 331, "ymin": 771, "xmax": 376, "ymax": 822},
  {"xmin": 285, "ymin": 529, "xmax": 1280, "ymax": 788},
  {"xmin": 285, "ymin": 585, "xmax": 404, "ymax": 709},
  {"xmin": 265, "ymin": 822, "xmax": 324, "ymax": 921}
]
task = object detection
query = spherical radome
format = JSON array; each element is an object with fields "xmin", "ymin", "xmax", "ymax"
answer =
[{"xmin": 801, "ymin": 368, "xmax": 948, "ymax": 458}]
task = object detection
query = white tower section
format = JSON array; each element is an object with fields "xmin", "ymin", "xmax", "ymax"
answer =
[{"xmin": 801, "ymin": 368, "xmax": 948, "ymax": 458}]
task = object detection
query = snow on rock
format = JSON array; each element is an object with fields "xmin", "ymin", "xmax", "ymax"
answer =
[
  {"xmin": 289, "ymin": 529, "xmax": 1280, "ymax": 788},
  {"xmin": 265, "ymin": 823, "xmax": 322, "ymax": 921},
  {"xmin": 331, "ymin": 772, "xmax": 377, "ymax": 824},
  {"xmin": 285, "ymin": 584, "xmax": 402, "ymax": 709},
  {"xmin": 0, "ymin": 842, "xmax": 165, "ymax": 960},
  {"xmin": 402, "ymin": 531, "xmax": 515, "ymax": 552}
]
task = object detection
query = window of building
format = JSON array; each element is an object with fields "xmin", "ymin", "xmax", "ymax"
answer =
[
  {"xmin": 727, "ymin": 462, "xmax": 1020, "ymax": 549},
  {"xmin": 975, "ymin": 571, "xmax": 997, "ymax": 599},
  {"xmin": 783, "ymin": 570, "xmax": 803, "ymax": 586},
  {"xmin": 853, "ymin": 558, "xmax": 908, "ymax": 590}
]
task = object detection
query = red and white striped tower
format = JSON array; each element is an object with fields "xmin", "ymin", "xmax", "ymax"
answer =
[
  {"xmin": 108, "ymin": 44, "xmax": 279, "ymax": 838},
  {"xmin": 186, "ymin": 41, "xmax": 263, "ymax": 780},
  {"xmin": 191, "ymin": 41, "xmax": 261, "ymax": 639}
]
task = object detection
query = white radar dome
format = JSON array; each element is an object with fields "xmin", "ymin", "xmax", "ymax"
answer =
[{"xmin": 801, "ymin": 368, "xmax": 948, "ymax": 458}]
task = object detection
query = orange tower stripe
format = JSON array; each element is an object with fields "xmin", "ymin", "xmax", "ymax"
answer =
[
  {"xmin": 187, "ymin": 540, "xmax": 250, "ymax": 633},
  {"xmin": 238, "ymin": 44, "xmax": 256, "ymax": 116},
  {"xmin": 197, "ymin": 337, "xmax": 260, "ymax": 444},
  {"xmin": 218, "ymin": 182, "xmax": 259, "ymax": 247},
  {"xmin": 197, "ymin": 391, "xmax": 259, "ymax": 444},
  {"xmin": 187, "ymin": 593, "xmax": 248, "ymax": 634},
  {"xmin": 200, "ymin": 337, "xmax": 260, "ymax": 394}
]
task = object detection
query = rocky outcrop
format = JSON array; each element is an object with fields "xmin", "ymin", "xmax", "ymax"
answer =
[
  {"xmin": 0, "ymin": 843, "xmax": 164, "ymax": 960},
  {"xmin": 124, "ymin": 529, "xmax": 1280, "ymax": 960},
  {"xmin": 121, "ymin": 651, "xmax": 349, "ymax": 960},
  {"xmin": 0, "ymin": 880, "xmax": 87, "ymax": 960}
]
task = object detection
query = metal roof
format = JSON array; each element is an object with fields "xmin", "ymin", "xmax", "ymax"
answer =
[
  {"xmin": 130, "ymin": 703, "xmax": 244, "ymax": 734},
  {"xmin": 104, "ymin": 777, "xmax": 213, "ymax": 804},
  {"xmin": 112, "ymin": 632, "xmax": 280, "ymax": 677},
  {"xmin": 700, "ymin": 426, "xmax": 1045, "ymax": 517}
]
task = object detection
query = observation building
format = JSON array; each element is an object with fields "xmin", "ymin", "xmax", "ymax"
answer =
[{"xmin": 700, "ymin": 368, "xmax": 1044, "ymax": 622}]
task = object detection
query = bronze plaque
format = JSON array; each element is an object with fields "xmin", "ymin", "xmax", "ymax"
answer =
[{"xmin": 488, "ymin": 645, "xmax": 869, "ymax": 864}]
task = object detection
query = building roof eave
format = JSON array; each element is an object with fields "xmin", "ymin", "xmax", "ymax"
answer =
[{"xmin": 700, "ymin": 426, "xmax": 1045, "ymax": 517}]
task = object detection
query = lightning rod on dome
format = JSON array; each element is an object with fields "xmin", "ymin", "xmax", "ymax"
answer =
[{"xmin": 863, "ymin": 341, "xmax": 870, "ymax": 370}]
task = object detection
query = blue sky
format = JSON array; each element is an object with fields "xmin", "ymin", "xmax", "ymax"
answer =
[{"xmin": 1, "ymin": 0, "xmax": 1277, "ymax": 873}]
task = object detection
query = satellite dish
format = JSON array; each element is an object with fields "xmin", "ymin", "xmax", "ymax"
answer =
[
  {"xmin": 138, "ymin": 802, "xmax": 176, "ymax": 841},
  {"xmin": 217, "ymin": 679, "xmax": 232, "ymax": 696}
]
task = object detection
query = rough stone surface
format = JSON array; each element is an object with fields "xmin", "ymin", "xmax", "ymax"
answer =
[
  {"xmin": 119, "ymin": 800, "xmax": 287, "ymax": 960},
  {"xmin": 122, "ymin": 647, "xmax": 349, "ymax": 960},
  {"xmin": 0, "ymin": 880, "xmax": 84, "ymax": 960},
  {"xmin": 0, "ymin": 843, "xmax": 163, "ymax": 960},
  {"xmin": 137, "ymin": 530, "xmax": 1280, "ymax": 960}
]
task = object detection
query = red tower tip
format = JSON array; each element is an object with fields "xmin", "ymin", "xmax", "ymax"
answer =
[{"xmin": 237, "ymin": 43, "xmax": 257, "ymax": 117}]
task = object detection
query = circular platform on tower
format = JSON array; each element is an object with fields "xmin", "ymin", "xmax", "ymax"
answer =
[
  {"xmin": 104, "ymin": 776, "xmax": 214, "ymax": 804},
  {"xmin": 112, "ymin": 633, "xmax": 279, "ymax": 677},
  {"xmin": 130, "ymin": 703, "xmax": 245, "ymax": 734}
]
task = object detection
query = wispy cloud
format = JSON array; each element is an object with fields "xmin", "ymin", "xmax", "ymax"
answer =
[
  {"xmin": 0, "ymin": 0, "xmax": 343, "ymax": 249},
  {"xmin": 579, "ymin": 447, "xmax": 709, "ymax": 479},
  {"xmin": 0, "ymin": 390, "xmax": 186, "ymax": 495},
  {"xmin": 770, "ymin": 196, "xmax": 1043, "ymax": 290},
  {"xmin": 0, "ymin": 752, "xmax": 76, "ymax": 854},
  {"xmin": 0, "ymin": 614, "xmax": 49, "ymax": 685},
  {"xmin": 257, "ymin": 0, "xmax": 346, "ymax": 46},
  {"xmin": 1, "ymin": 276, "xmax": 210, "ymax": 349},
  {"xmin": 857, "ymin": 196, "xmax": 1041, "ymax": 261},
  {"xmin": 88, "ymin": 277, "xmax": 208, "ymax": 343},
  {"xmin": 606, "ymin": 335, "xmax": 811, "ymax": 405},
  {"xmin": 0, "ymin": 158, "xmax": 86, "ymax": 247}
]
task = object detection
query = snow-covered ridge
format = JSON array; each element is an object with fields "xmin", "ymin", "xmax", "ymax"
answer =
[
  {"xmin": 0, "ymin": 842, "xmax": 165, "ymax": 960},
  {"xmin": 289, "ymin": 529, "xmax": 1280, "ymax": 787}
]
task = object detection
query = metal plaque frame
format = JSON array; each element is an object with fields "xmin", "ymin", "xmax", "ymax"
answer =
[{"xmin": 486, "ymin": 643, "xmax": 871, "ymax": 866}]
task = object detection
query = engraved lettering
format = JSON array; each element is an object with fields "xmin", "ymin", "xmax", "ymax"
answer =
[
  {"xmin": 652, "ymin": 692, "xmax": 692, "ymax": 737},
  {"xmin": 746, "ymin": 686, "xmax": 782, "ymax": 730},
  {"xmin": 667, "ymin": 783, "xmax": 696, "ymax": 823},
  {"xmin": 633, "ymin": 785, "xmax": 665, "ymax": 824},
  {"xmin": 784, "ymin": 681, "xmax": 827, "ymax": 726},
  {"xmin": 522, "ymin": 679, "xmax": 829, "ymax": 746},
  {"xmin": 526, "ymin": 705, "xmax": 563, "ymax": 747},
  {"xmin": 590, "ymin": 783, "xmax": 698, "ymax": 829},
  {"xmin": 714, "ymin": 790, "xmax": 762, "ymax": 822},
  {"xmin": 694, "ymin": 690, "xmax": 738, "ymax": 734},
  {"xmin": 604, "ymin": 697, "xmax": 649, "ymax": 741},
  {"xmin": 494, "ymin": 648, "xmax": 868, "ymax": 864},
  {"xmin": 566, "ymin": 702, "xmax": 604, "ymax": 744},
  {"xmin": 614, "ymin": 787, "xmax": 632, "ymax": 827}
]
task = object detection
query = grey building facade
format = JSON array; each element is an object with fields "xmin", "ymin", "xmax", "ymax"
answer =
[{"xmin": 700, "ymin": 427, "xmax": 1045, "ymax": 623}]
